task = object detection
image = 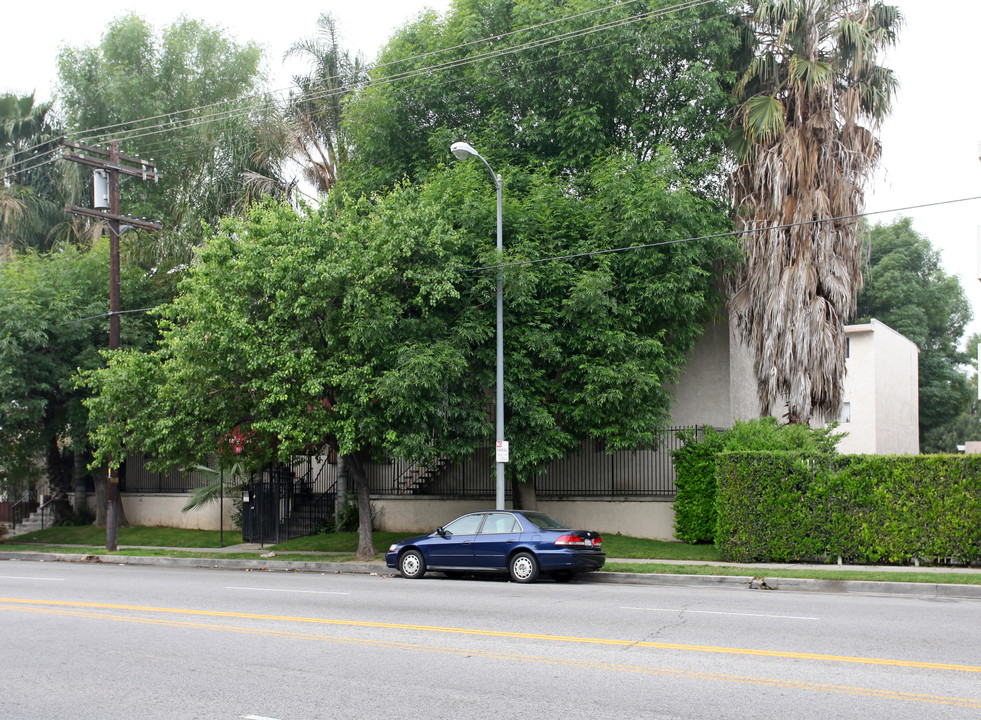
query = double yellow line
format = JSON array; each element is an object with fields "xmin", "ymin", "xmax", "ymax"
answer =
[{"xmin": 3, "ymin": 596, "xmax": 980, "ymax": 709}]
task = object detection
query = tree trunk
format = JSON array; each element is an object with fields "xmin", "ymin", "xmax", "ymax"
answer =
[
  {"xmin": 72, "ymin": 449, "xmax": 88, "ymax": 515},
  {"xmin": 344, "ymin": 451, "xmax": 375, "ymax": 561},
  {"xmin": 94, "ymin": 471, "xmax": 107, "ymax": 527},
  {"xmin": 46, "ymin": 435, "xmax": 71, "ymax": 521},
  {"xmin": 334, "ymin": 450, "xmax": 347, "ymax": 518},
  {"xmin": 511, "ymin": 476, "xmax": 538, "ymax": 511}
]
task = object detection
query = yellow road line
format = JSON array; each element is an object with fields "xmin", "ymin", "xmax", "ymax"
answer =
[
  {"xmin": 3, "ymin": 596, "xmax": 980, "ymax": 675},
  {"xmin": 4, "ymin": 603, "xmax": 981, "ymax": 710}
]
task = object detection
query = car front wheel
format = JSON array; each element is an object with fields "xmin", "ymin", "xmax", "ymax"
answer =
[
  {"xmin": 509, "ymin": 552, "xmax": 539, "ymax": 583},
  {"xmin": 399, "ymin": 549, "xmax": 426, "ymax": 579}
]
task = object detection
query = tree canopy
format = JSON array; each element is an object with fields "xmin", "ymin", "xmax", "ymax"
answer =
[
  {"xmin": 856, "ymin": 217, "xmax": 973, "ymax": 452},
  {"xmin": 344, "ymin": 0, "xmax": 740, "ymax": 194},
  {"xmin": 56, "ymin": 14, "xmax": 280, "ymax": 265},
  {"xmin": 0, "ymin": 241, "xmax": 168, "ymax": 509}
]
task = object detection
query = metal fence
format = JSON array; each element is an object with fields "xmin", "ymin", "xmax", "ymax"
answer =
[
  {"xmin": 121, "ymin": 453, "xmax": 216, "ymax": 493},
  {"xmin": 241, "ymin": 456, "xmax": 338, "ymax": 545},
  {"xmin": 367, "ymin": 427, "xmax": 701, "ymax": 499},
  {"xmin": 123, "ymin": 426, "xmax": 700, "ymax": 509}
]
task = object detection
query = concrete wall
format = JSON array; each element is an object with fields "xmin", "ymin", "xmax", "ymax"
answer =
[
  {"xmin": 373, "ymin": 497, "xmax": 676, "ymax": 541},
  {"xmin": 76, "ymin": 493, "xmax": 237, "ymax": 531}
]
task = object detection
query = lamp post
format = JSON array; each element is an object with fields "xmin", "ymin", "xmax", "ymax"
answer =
[{"xmin": 451, "ymin": 141, "xmax": 506, "ymax": 510}]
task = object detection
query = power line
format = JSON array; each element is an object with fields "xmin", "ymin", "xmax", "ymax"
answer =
[
  {"xmin": 466, "ymin": 195, "xmax": 981, "ymax": 272},
  {"xmin": 2, "ymin": 0, "xmax": 722, "ymax": 179},
  {"xmin": 46, "ymin": 194, "xmax": 981, "ymax": 329}
]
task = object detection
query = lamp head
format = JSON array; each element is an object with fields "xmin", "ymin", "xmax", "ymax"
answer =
[{"xmin": 451, "ymin": 141, "xmax": 478, "ymax": 160}]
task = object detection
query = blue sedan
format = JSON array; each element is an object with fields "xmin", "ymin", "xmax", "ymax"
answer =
[{"xmin": 385, "ymin": 510, "xmax": 605, "ymax": 583}]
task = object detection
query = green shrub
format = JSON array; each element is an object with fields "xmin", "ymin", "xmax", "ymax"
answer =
[
  {"xmin": 57, "ymin": 505, "xmax": 96, "ymax": 527},
  {"xmin": 671, "ymin": 418, "xmax": 841, "ymax": 544},
  {"xmin": 672, "ymin": 426, "xmax": 723, "ymax": 543},
  {"xmin": 715, "ymin": 452, "xmax": 981, "ymax": 565}
]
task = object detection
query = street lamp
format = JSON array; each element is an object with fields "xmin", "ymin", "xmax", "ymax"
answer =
[{"xmin": 451, "ymin": 141, "xmax": 506, "ymax": 510}]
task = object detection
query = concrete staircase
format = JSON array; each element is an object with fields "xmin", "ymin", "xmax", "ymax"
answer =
[{"xmin": 4, "ymin": 507, "xmax": 49, "ymax": 538}]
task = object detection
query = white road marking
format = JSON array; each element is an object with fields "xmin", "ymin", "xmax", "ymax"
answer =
[
  {"xmin": 0, "ymin": 575, "xmax": 64, "ymax": 581},
  {"xmin": 621, "ymin": 606, "xmax": 819, "ymax": 621},
  {"xmin": 226, "ymin": 586, "xmax": 349, "ymax": 595},
  {"xmin": 242, "ymin": 715, "xmax": 282, "ymax": 720}
]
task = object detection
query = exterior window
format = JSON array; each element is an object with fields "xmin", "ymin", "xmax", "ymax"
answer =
[
  {"xmin": 845, "ymin": 338, "xmax": 850, "ymax": 359},
  {"xmin": 840, "ymin": 402, "xmax": 851, "ymax": 423}
]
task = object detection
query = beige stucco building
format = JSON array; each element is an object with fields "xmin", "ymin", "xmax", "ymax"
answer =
[{"xmin": 670, "ymin": 317, "xmax": 919, "ymax": 454}]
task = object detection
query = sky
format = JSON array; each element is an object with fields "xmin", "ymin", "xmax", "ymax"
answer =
[{"xmin": 3, "ymin": 0, "xmax": 981, "ymax": 339}]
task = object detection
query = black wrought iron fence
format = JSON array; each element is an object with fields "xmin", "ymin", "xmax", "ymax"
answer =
[
  {"xmin": 241, "ymin": 456, "xmax": 338, "ymax": 545},
  {"xmin": 122, "ymin": 453, "xmax": 215, "ymax": 493},
  {"xmin": 367, "ymin": 427, "xmax": 701, "ymax": 498}
]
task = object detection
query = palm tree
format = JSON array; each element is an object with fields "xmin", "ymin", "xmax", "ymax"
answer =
[
  {"xmin": 727, "ymin": 0, "xmax": 901, "ymax": 424},
  {"xmin": 283, "ymin": 13, "xmax": 367, "ymax": 194},
  {"xmin": 0, "ymin": 92, "xmax": 84, "ymax": 255}
]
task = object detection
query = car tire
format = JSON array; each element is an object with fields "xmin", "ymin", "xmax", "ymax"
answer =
[
  {"xmin": 509, "ymin": 552, "xmax": 539, "ymax": 583},
  {"xmin": 551, "ymin": 570, "xmax": 576, "ymax": 582},
  {"xmin": 398, "ymin": 549, "xmax": 426, "ymax": 579}
]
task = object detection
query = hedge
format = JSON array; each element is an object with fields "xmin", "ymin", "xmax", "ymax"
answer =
[{"xmin": 715, "ymin": 452, "xmax": 981, "ymax": 565}]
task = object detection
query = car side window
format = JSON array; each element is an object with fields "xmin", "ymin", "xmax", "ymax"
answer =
[
  {"xmin": 442, "ymin": 514, "xmax": 483, "ymax": 536},
  {"xmin": 479, "ymin": 513, "xmax": 518, "ymax": 534}
]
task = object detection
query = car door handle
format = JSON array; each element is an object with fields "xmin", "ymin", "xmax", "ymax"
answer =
[{"xmin": 506, "ymin": 539, "xmax": 516, "ymax": 543}]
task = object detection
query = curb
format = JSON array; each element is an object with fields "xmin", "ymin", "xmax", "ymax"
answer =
[
  {"xmin": 0, "ymin": 552, "xmax": 389, "ymax": 576},
  {"xmin": 579, "ymin": 570, "xmax": 981, "ymax": 599},
  {"xmin": 3, "ymin": 552, "xmax": 981, "ymax": 599}
]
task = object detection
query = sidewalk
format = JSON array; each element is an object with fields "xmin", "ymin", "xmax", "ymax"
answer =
[{"xmin": 3, "ymin": 543, "xmax": 981, "ymax": 599}]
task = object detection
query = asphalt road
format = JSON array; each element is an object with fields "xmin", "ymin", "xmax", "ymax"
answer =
[{"xmin": 2, "ymin": 561, "xmax": 980, "ymax": 719}]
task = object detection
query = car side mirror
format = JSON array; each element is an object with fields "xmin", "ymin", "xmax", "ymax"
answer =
[{"xmin": 436, "ymin": 526, "xmax": 446, "ymax": 537}]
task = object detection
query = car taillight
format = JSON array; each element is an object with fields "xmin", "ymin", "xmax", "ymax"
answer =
[{"xmin": 555, "ymin": 534, "xmax": 603, "ymax": 548}]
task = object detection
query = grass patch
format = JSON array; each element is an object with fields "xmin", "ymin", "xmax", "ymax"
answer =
[
  {"xmin": 3, "ymin": 525, "xmax": 243, "ymax": 548},
  {"xmin": 0, "ymin": 544, "xmax": 359, "ymax": 563},
  {"xmin": 601, "ymin": 536, "xmax": 720, "ymax": 561},
  {"xmin": 268, "ymin": 531, "xmax": 410, "ymax": 553},
  {"xmin": 602, "ymin": 562, "xmax": 981, "ymax": 585}
]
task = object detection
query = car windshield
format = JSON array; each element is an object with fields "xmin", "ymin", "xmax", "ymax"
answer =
[{"xmin": 520, "ymin": 512, "xmax": 569, "ymax": 530}]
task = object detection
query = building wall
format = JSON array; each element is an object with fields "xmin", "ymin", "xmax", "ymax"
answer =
[
  {"xmin": 672, "ymin": 316, "xmax": 919, "ymax": 455},
  {"xmin": 77, "ymin": 493, "xmax": 237, "ymax": 531},
  {"xmin": 373, "ymin": 497, "xmax": 676, "ymax": 541},
  {"xmin": 836, "ymin": 320, "xmax": 919, "ymax": 455}
]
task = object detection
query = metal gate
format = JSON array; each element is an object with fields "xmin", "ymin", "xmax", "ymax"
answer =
[{"xmin": 241, "ymin": 459, "xmax": 337, "ymax": 545}]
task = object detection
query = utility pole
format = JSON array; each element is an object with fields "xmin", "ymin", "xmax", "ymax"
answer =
[{"xmin": 63, "ymin": 140, "xmax": 160, "ymax": 550}]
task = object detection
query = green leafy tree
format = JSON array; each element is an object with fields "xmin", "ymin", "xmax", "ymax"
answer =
[
  {"xmin": 0, "ymin": 241, "xmax": 168, "ymax": 517},
  {"xmin": 855, "ymin": 217, "xmax": 973, "ymax": 452},
  {"xmin": 56, "ymin": 14, "xmax": 282, "ymax": 267},
  {"xmin": 344, "ymin": 0, "xmax": 740, "ymax": 194},
  {"xmin": 727, "ymin": 0, "xmax": 901, "ymax": 424},
  {"xmin": 81, "ymin": 153, "xmax": 735, "ymax": 557},
  {"xmin": 81, "ymin": 190, "xmax": 488, "ymax": 559}
]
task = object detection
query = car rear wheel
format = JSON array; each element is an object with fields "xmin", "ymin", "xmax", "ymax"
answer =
[
  {"xmin": 398, "ymin": 549, "xmax": 426, "ymax": 579},
  {"xmin": 509, "ymin": 552, "xmax": 539, "ymax": 583}
]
